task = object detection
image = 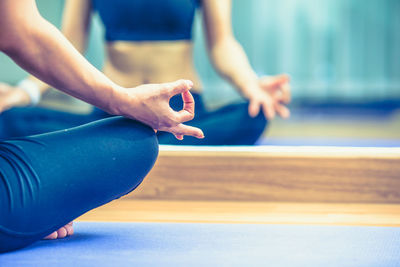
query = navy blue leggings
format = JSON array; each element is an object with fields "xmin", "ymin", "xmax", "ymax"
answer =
[
  {"xmin": 0, "ymin": 94, "xmax": 267, "ymax": 145},
  {"xmin": 0, "ymin": 117, "xmax": 158, "ymax": 252}
]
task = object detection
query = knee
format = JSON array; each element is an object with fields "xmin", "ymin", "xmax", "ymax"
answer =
[
  {"xmin": 99, "ymin": 117, "xmax": 159, "ymax": 190},
  {"xmin": 120, "ymin": 118, "xmax": 159, "ymax": 171},
  {"xmin": 52, "ymin": 116, "xmax": 159, "ymax": 197},
  {"xmin": 117, "ymin": 118, "xmax": 159, "ymax": 196},
  {"xmin": 232, "ymin": 103, "xmax": 268, "ymax": 144},
  {"xmin": 239, "ymin": 103, "xmax": 268, "ymax": 135},
  {"xmin": 251, "ymin": 111, "xmax": 268, "ymax": 135}
]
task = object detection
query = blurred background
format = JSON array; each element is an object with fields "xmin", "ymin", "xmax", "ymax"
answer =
[{"xmin": 0, "ymin": 0, "xmax": 399, "ymax": 146}]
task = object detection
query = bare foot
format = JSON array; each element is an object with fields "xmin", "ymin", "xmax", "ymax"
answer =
[{"xmin": 44, "ymin": 222, "xmax": 74, "ymax": 240}]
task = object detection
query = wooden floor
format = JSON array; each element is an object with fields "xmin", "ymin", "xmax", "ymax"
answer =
[{"xmin": 78, "ymin": 200, "xmax": 400, "ymax": 227}]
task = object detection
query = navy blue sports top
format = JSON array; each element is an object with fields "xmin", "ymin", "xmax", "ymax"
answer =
[{"xmin": 92, "ymin": 0, "xmax": 200, "ymax": 41}]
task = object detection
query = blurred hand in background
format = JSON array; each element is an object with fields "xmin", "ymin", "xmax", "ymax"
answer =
[
  {"xmin": 245, "ymin": 74, "xmax": 291, "ymax": 120},
  {"xmin": 0, "ymin": 82, "xmax": 31, "ymax": 113}
]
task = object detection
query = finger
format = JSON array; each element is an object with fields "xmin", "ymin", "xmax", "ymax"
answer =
[
  {"xmin": 281, "ymin": 82, "xmax": 291, "ymax": 104},
  {"xmin": 272, "ymin": 74, "xmax": 290, "ymax": 86},
  {"xmin": 165, "ymin": 79, "xmax": 193, "ymax": 97},
  {"xmin": 248, "ymin": 99, "xmax": 261, "ymax": 118},
  {"xmin": 271, "ymin": 90, "xmax": 284, "ymax": 102},
  {"xmin": 278, "ymin": 74, "xmax": 290, "ymax": 82},
  {"xmin": 168, "ymin": 123, "xmax": 204, "ymax": 139},
  {"xmin": 173, "ymin": 90, "xmax": 195, "ymax": 123},
  {"xmin": 275, "ymin": 102, "xmax": 290, "ymax": 119},
  {"xmin": 175, "ymin": 109, "xmax": 195, "ymax": 123},
  {"xmin": 64, "ymin": 224, "xmax": 74, "ymax": 236},
  {"xmin": 260, "ymin": 74, "xmax": 290, "ymax": 90},
  {"xmin": 44, "ymin": 231, "xmax": 58, "ymax": 240},
  {"xmin": 261, "ymin": 99, "xmax": 275, "ymax": 120},
  {"xmin": 57, "ymin": 227, "xmax": 68, "ymax": 239},
  {"xmin": 181, "ymin": 90, "xmax": 195, "ymax": 114},
  {"xmin": 174, "ymin": 134, "xmax": 184, "ymax": 140}
]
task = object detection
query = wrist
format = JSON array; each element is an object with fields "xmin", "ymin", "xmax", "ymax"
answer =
[
  {"xmin": 238, "ymin": 77, "xmax": 260, "ymax": 99},
  {"xmin": 106, "ymin": 84, "xmax": 135, "ymax": 117}
]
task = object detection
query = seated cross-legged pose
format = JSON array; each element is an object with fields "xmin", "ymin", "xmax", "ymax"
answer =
[
  {"xmin": 0, "ymin": 0, "xmax": 203, "ymax": 253},
  {"xmin": 0, "ymin": 0, "xmax": 292, "ymax": 145}
]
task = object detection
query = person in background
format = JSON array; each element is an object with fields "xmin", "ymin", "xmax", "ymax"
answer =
[{"xmin": 0, "ymin": 0, "xmax": 291, "ymax": 145}]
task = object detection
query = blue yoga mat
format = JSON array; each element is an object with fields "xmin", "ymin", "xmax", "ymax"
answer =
[{"xmin": 1, "ymin": 222, "xmax": 399, "ymax": 267}]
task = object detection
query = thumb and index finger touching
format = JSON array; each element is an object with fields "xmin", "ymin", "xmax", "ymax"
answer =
[
  {"xmin": 163, "ymin": 79, "xmax": 204, "ymax": 139},
  {"xmin": 259, "ymin": 74, "xmax": 290, "ymax": 88},
  {"xmin": 260, "ymin": 74, "xmax": 291, "ymax": 104}
]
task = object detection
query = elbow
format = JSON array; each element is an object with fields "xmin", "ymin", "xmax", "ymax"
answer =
[
  {"xmin": 208, "ymin": 36, "xmax": 236, "ymax": 60},
  {"xmin": 208, "ymin": 42, "xmax": 224, "ymax": 67},
  {"xmin": 208, "ymin": 38, "xmax": 230, "ymax": 63}
]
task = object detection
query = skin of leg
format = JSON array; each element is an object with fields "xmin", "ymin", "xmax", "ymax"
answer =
[{"xmin": 0, "ymin": 117, "xmax": 158, "ymax": 252}]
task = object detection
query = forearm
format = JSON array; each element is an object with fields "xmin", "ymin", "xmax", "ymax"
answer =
[
  {"xmin": 209, "ymin": 37, "xmax": 258, "ymax": 97},
  {"xmin": 0, "ymin": 1, "xmax": 121, "ymax": 113},
  {"xmin": 24, "ymin": 1, "xmax": 92, "ymax": 97}
]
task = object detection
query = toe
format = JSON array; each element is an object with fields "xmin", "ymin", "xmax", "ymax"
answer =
[
  {"xmin": 44, "ymin": 231, "xmax": 58, "ymax": 240},
  {"xmin": 57, "ymin": 227, "xmax": 68, "ymax": 239},
  {"xmin": 65, "ymin": 224, "xmax": 74, "ymax": 236}
]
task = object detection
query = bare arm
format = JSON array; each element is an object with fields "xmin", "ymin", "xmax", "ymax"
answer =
[
  {"xmin": 0, "ymin": 0, "xmax": 203, "ymax": 139},
  {"xmin": 0, "ymin": 0, "xmax": 115, "ymax": 111},
  {"xmin": 202, "ymin": 0, "xmax": 257, "ymax": 95},
  {"xmin": 62, "ymin": 0, "xmax": 92, "ymax": 53},
  {"xmin": 202, "ymin": 0, "xmax": 291, "ymax": 119},
  {"xmin": 28, "ymin": 0, "xmax": 93, "ymax": 92},
  {"xmin": 0, "ymin": 0, "xmax": 93, "ymax": 110}
]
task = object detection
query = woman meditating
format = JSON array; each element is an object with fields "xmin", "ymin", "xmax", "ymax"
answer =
[{"xmin": 0, "ymin": 0, "xmax": 291, "ymax": 145}]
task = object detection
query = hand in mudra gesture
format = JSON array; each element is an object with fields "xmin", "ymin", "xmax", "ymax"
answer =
[
  {"xmin": 245, "ymin": 74, "xmax": 291, "ymax": 120},
  {"xmin": 115, "ymin": 79, "xmax": 204, "ymax": 140}
]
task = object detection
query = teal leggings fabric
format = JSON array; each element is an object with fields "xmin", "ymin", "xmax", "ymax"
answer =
[
  {"xmin": 0, "ymin": 94, "xmax": 268, "ymax": 145},
  {"xmin": 0, "ymin": 117, "xmax": 159, "ymax": 252}
]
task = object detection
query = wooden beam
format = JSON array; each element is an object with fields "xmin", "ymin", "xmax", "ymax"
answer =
[{"xmin": 126, "ymin": 146, "xmax": 400, "ymax": 203}]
